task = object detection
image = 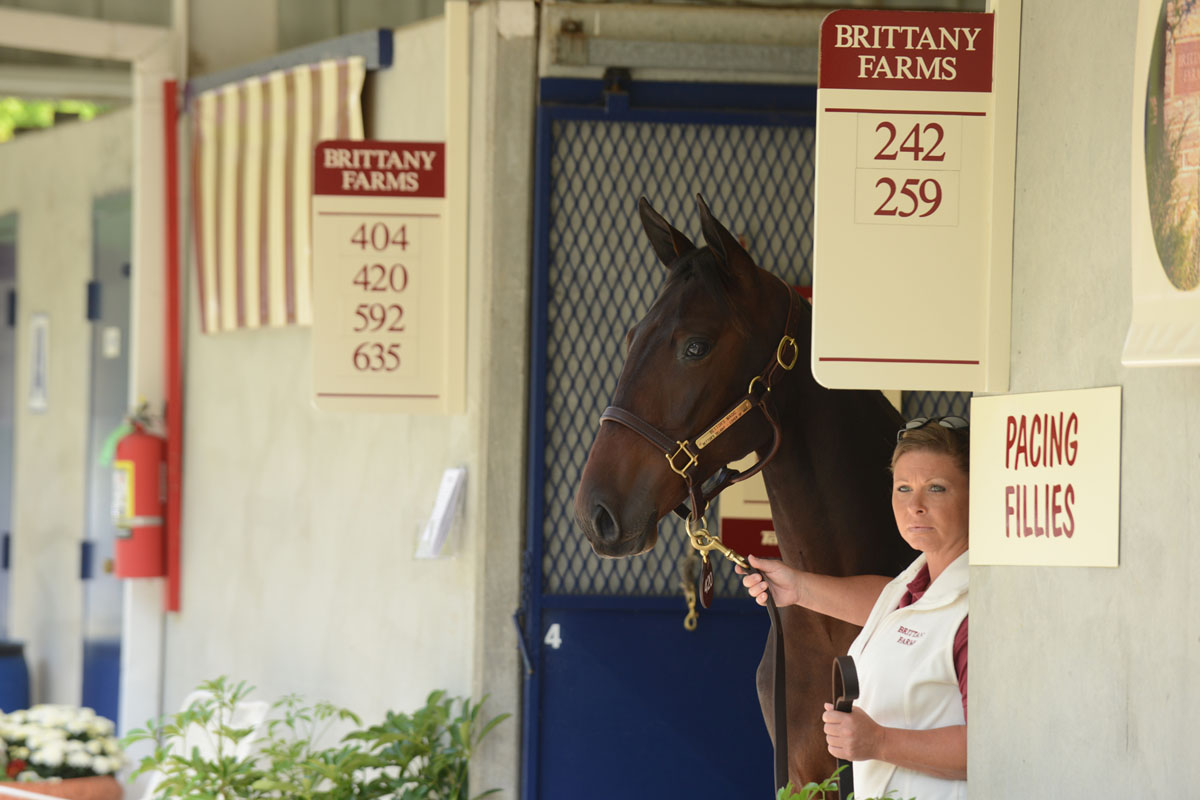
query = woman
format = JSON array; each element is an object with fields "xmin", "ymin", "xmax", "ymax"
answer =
[{"xmin": 740, "ymin": 416, "xmax": 969, "ymax": 800}]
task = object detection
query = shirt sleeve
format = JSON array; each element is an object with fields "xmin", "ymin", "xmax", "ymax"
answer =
[{"xmin": 954, "ymin": 614, "xmax": 968, "ymax": 720}]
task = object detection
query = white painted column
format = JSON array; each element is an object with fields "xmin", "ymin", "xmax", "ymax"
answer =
[{"xmin": 119, "ymin": 38, "xmax": 176, "ymax": 742}]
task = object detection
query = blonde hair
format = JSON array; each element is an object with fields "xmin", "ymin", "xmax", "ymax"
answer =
[{"xmin": 891, "ymin": 420, "xmax": 970, "ymax": 476}]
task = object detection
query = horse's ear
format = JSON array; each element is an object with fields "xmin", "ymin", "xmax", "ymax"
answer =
[
  {"xmin": 639, "ymin": 197, "xmax": 696, "ymax": 267},
  {"xmin": 696, "ymin": 194, "xmax": 752, "ymax": 275}
]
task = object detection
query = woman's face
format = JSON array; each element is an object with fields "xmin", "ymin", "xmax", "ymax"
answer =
[{"xmin": 891, "ymin": 449, "xmax": 970, "ymax": 565}]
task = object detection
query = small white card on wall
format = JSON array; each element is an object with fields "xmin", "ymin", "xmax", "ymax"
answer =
[
  {"xmin": 29, "ymin": 312, "xmax": 49, "ymax": 413},
  {"xmin": 415, "ymin": 466, "xmax": 466, "ymax": 559}
]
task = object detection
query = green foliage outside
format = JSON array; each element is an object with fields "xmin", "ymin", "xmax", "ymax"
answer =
[
  {"xmin": 121, "ymin": 676, "xmax": 509, "ymax": 800},
  {"xmin": 777, "ymin": 766, "xmax": 915, "ymax": 800},
  {"xmin": 0, "ymin": 98, "xmax": 105, "ymax": 143}
]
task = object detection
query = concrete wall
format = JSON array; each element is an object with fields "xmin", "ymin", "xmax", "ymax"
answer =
[
  {"xmin": 970, "ymin": 1, "xmax": 1200, "ymax": 795},
  {"xmin": 0, "ymin": 109, "xmax": 133, "ymax": 703}
]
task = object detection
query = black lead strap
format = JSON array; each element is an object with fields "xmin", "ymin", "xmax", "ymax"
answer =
[
  {"xmin": 832, "ymin": 655, "xmax": 860, "ymax": 800},
  {"xmin": 765, "ymin": 583, "xmax": 789, "ymax": 794}
]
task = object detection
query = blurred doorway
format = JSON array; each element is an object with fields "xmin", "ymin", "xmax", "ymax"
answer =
[{"xmin": 80, "ymin": 192, "xmax": 131, "ymax": 724}]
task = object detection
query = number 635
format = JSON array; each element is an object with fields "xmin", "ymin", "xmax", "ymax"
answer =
[{"xmin": 353, "ymin": 342, "xmax": 401, "ymax": 371}]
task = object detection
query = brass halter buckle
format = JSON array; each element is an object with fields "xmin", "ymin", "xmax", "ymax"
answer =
[
  {"xmin": 666, "ymin": 440, "xmax": 699, "ymax": 477},
  {"xmin": 685, "ymin": 515, "xmax": 750, "ymax": 570},
  {"xmin": 776, "ymin": 335, "xmax": 799, "ymax": 371}
]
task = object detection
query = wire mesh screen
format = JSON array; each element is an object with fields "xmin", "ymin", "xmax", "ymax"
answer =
[
  {"xmin": 541, "ymin": 117, "xmax": 816, "ymax": 597},
  {"xmin": 902, "ymin": 391, "xmax": 973, "ymax": 421}
]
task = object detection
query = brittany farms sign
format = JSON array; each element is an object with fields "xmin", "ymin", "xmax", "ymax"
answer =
[{"xmin": 831, "ymin": 22, "xmax": 987, "ymax": 82}]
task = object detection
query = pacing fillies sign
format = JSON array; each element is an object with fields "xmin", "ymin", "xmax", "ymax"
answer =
[
  {"xmin": 969, "ymin": 387, "xmax": 1122, "ymax": 568},
  {"xmin": 311, "ymin": 140, "xmax": 464, "ymax": 414},
  {"xmin": 812, "ymin": 9, "xmax": 1011, "ymax": 392}
]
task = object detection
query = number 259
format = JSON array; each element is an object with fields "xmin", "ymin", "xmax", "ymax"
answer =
[{"xmin": 875, "ymin": 177, "xmax": 942, "ymax": 218}]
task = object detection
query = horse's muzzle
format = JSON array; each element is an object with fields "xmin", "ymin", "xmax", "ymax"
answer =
[{"xmin": 574, "ymin": 493, "xmax": 658, "ymax": 557}]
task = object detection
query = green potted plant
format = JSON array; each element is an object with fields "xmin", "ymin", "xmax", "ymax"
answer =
[{"xmin": 122, "ymin": 676, "xmax": 508, "ymax": 800}]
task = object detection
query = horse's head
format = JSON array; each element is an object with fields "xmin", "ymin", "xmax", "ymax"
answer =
[{"xmin": 574, "ymin": 196, "xmax": 793, "ymax": 557}]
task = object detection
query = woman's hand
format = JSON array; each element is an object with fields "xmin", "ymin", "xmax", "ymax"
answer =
[
  {"xmin": 822, "ymin": 703, "xmax": 884, "ymax": 762},
  {"xmin": 736, "ymin": 554, "xmax": 802, "ymax": 607},
  {"xmin": 822, "ymin": 705, "xmax": 967, "ymax": 780}
]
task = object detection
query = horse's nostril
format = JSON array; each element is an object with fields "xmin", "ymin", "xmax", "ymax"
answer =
[{"xmin": 592, "ymin": 502, "xmax": 619, "ymax": 543}]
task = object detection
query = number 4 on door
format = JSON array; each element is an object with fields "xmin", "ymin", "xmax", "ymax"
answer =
[{"xmin": 543, "ymin": 623, "xmax": 563, "ymax": 650}]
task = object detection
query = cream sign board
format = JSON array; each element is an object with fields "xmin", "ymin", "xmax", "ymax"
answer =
[
  {"xmin": 311, "ymin": 140, "xmax": 465, "ymax": 414},
  {"xmin": 811, "ymin": 8, "xmax": 1016, "ymax": 393},
  {"xmin": 969, "ymin": 386, "xmax": 1122, "ymax": 568}
]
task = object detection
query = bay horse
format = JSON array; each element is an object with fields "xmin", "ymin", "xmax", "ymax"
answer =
[{"xmin": 573, "ymin": 196, "xmax": 915, "ymax": 786}]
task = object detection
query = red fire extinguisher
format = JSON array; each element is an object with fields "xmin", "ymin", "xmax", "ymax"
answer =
[{"xmin": 112, "ymin": 420, "xmax": 167, "ymax": 578}]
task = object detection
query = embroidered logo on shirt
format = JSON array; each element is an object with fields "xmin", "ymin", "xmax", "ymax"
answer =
[{"xmin": 896, "ymin": 624, "xmax": 926, "ymax": 646}]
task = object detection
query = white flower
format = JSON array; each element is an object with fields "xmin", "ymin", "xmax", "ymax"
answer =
[
  {"xmin": 15, "ymin": 770, "xmax": 39, "ymax": 782},
  {"xmin": 90, "ymin": 756, "xmax": 115, "ymax": 775},
  {"xmin": 31, "ymin": 741, "xmax": 65, "ymax": 768},
  {"xmin": 86, "ymin": 739, "xmax": 104, "ymax": 755},
  {"xmin": 10, "ymin": 745, "xmax": 30, "ymax": 759},
  {"xmin": 66, "ymin": 749, "xmax": 93, "ymax": 768}
]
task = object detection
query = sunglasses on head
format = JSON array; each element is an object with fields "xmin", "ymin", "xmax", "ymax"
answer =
[{"xmin": 896, "ymin": 415, "xmax": 969, "ymax": 443}]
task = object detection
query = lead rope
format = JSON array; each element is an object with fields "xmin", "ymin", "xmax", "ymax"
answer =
[
  {"xmin": 766, "ymin": 584, "xmax": 789, "ymax": 794},
  {"xmin": 832, "ymin": 655, "xmax": 860, "ymax": 800},
  {"xmin": 684, "ymin": 516, "xmax": 788, "ymax": 794}
]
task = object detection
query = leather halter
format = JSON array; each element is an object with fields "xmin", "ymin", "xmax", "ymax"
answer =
[{"xmin": 599, "ymin": 277, "xmax": 801, "ymax": 532}]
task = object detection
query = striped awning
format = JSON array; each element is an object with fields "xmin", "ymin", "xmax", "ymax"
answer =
[{"xmin": 190, "ymin": 57, "xmax": 366, "ymax": 333}]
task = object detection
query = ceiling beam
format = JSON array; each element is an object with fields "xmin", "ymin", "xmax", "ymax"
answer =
[
  {"xmin": 0, "ymin": 64, "xmax": 132, "ymax": 101},
  {"xmin": 0, "ymin": 7, "xmax": 168, "ymax": 62}
]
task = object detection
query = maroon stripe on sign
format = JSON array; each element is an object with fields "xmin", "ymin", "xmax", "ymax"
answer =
[
  {"xmin": 258, "ymin": 76, "xmax": 271, "ymax": 325},
  {"xmin": 315, "ymin": 212, "xmax": 442, "ymax": 218},
  {"xmin": 190, "ymin": 102, "xmax": 208, "ymax": 334},
  {"xmin": 336, "ymin": 60, "xmax": 349, "ymax": 139},
  {"xmin": 316, "ymin": 393, "xmax": 442, "ymax": 399},
  {"xmin": 818, "ymin": 357, "xmax": 980, "ymax": 365},
  {"xmin": 234, "ymin": 83, "xmax": 247, "ymax": 328},
  {"xmin": 283, "ymin": 70, "xmax": 296, "ymax": 324},
  {"xmin": 823, "ymin": 108, "xmax": 988, "ymax": 117},
  {"xmin": 212, "ymin": 91, "xmax": 225, "ymax": 329}
]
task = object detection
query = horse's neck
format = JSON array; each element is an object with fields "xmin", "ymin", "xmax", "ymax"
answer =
[{"xmin": 759, "ymin": 381, "xmax": 912, "ymax": 578}]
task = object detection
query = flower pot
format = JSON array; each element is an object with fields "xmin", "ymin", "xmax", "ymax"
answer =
[{"xmin": 9, "ymin": 776, "xmax": 123, "ymax": 800}]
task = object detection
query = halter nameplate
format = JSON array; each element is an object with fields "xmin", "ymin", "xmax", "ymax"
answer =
[{"xmin": 695, "ymin": 398, "xmax": 753, "ymax": 450}]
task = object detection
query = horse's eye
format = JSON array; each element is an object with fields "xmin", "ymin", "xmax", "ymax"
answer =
[{"xmin": 683, "ymin": 339, "xmax": 711, "ymax": 359}]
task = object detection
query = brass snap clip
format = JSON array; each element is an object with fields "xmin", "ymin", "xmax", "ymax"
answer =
[
  {"xmin": 686, "ymin": 515, "xmax": 750, "ymax": 570},
  {"xmin": 682, "ymin": 582, "xmax": 699, "ymax": 631}
]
